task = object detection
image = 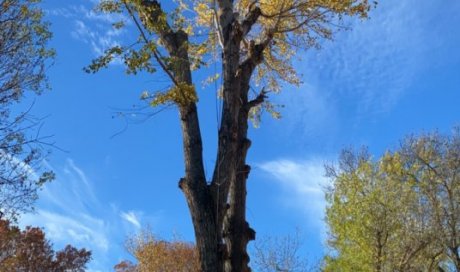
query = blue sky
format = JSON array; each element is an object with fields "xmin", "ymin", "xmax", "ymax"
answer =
[{"xmin": 16, "ymin": 0, "xmax": 460, "ymax": 271}]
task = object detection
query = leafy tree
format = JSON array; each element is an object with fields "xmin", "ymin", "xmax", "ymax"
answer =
[
  {"xmin": 0, "ymin": 0, "xmax": 55, "ymax": 220},
  {"xmin": 114, "ymin": 260, "xmax": 138, "ymax": 272},
  {"xmin": 114, "ymin": 229, "xmax": 200, "ymax": 272},
  {"xmin": 324, "ymin": 149, "xmax": 439, "ymax": 271},
  {"xmin": 324, "ymin": 130, "xmax": 460, "ymax": 271},
  {"xmin": 0, "ymin": 219, "xmax": 91, "ymax": 271},
  {"xmin": 398, "ymin": 130, "xmax": 460, "ymax": 270},
  {"xmin": 88, "ymin": 0, "xmax": 375, "ymax": 270}
]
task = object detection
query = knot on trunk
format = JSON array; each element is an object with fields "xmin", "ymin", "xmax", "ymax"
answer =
[
  {"xmin": 242, "ymin": 138, "xmax": 251, "ymax": 149},
  {"xmin": 242, "ymin": 164, "xmax": 251, "ymax": 179},
  {"xmin": 178, "ymin": 177, "xmax": 186, "ymax": 189},
  {"xmin": 246, "ymin": 221, "xmax": 256, "ymax": 241}
]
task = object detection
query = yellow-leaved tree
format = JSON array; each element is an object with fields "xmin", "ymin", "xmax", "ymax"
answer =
[
  {"xmin": 324, "ymin": 149, "xmax": 440, "ymax": 271},
  {"xmin": 325, "ymin": 130, "xmax": 460, "ymax": 271},
  {"xmin": 86, "ymin": 0, "xmax": 375, "ymax": 271},
  {"xmin": 114, "ymin": 230, "xmax": 200, "ymax": 272}
]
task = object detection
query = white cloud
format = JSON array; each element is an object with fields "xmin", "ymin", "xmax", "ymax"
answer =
[
  {"xmin": 83, "ymin": 6, "xmax": 128, "ymax": 24},
  {"xmin": 309, "ymin": 0, "xmax": 426, "ymax": 113},
  {"xmin": 22, "ymin": 209, "xmax": 109, "ymax": 252},
  {"xmin": 278, "ymin": 0, "xmax": 451, "ymax": 138},
  {"xmin": 277, "ymin": 84, "xmax": 338, "ymax": 140},
  {"xmin": 72, "ymin": 19, "xmax": 123, "ymax": 57},
  {"xmin": 18, "ymin": 159, "xmax": 148, "ymax": 271},
  {"xmin": 48, "ymin": 3, "xmax": 129, "ymax": 59},
  {"xmin": 258, "ymin": 158, "xmax": 330, "ymax": 235},
  {"xmin": 120, "ymin": 210, "xmax": 141, "ymax": 229},
  {"xmin": 66, "ymin": 158, "xmax": 98, "ymax": 203},
  {"xmin": 45, "ymin": 8, "xmax": 75, "ymax": 18}
]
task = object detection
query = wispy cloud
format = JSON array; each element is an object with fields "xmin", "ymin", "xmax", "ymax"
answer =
[
  {"xmin": 45, "ymin": 7, "xmax": 75, "ymax": 18},
  {"xmin": 120, "ymin": 210, "xmax": 142, "ymax": 229},
  {"xmin": 22, "ymin": 209, "xmax": 109, "ymax": 252},
  {"xmin": 276, "ymin": 83, "xmax": 339, "ymax": 140},
  {"xmin": 19, "ymin": 159, "xmax": 148, "ymax": 271},
  {"xmin": 309, "ymin": 0, "xmax": 427, "ymax": 113},
  {"xmin": 71, "ymin": 18, "xmax": 123, "ymax": 57},
  {"xmin": 48, "ymin": 3, "xmax": 129, "ymax": 58},
  {"xmin": 276, "ymin": 0, "xmax": 454, "ymax": 139},
  {"xmin": 258, "ymin": 158, "xmax": 330, "ymax": 235}
]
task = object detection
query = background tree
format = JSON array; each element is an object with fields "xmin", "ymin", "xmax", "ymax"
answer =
[
  {"xmin": 324, "ymin": 150, "xmax": 428, "ymax": 271},
  {"xmin": 115, "ymin": 229, "xmax": 200, "ymax": 272},
  {"xmin": 114, "ymin": 260, "xmax": 138, "ymax": 272},
  {"xmin": 325, "ymin": 149, "xmax": 441, "ymax": 271},
  {"xmin": 0, "ymin": 0, "xmax": 55, "ymax": 221},
  {"xmin": 398, "ymin": 130, "xmax": 460, "ymax": 270},
  {"xmin": 114, "ymin": 229, "xmax": 313, "ymax": 272},
  {"xmin": 0, "ymin": 219, "xmax": 91, "ymax": 271},
  {"xmin": 252, "ymin": 231, "xmax": 316, "ymax": 272},
  {"xmin": 324, "ymin": 130, "xmax": 460, "ymax": 271},
  {"xmin": 89, "ymin": 0, "xmax": 374, "ymax": 270}
]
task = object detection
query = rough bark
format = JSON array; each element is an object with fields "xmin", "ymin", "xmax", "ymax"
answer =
[
  {"xmin": 210, "ymin": 3, "xmax": 268, "ymax": 271},
  {"xmin": 141, "ymin": 1, "xmax": 266, "ymax": 271},
  {"xmin": 171, "ymin": 29, "xmax": 223, "ymax": 272},
  {"xmin": 139, "ymin": 2, "xmax": 221, "ymax": 270}
]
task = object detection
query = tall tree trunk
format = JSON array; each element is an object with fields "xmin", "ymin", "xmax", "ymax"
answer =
[
  {"xmin": 140, "ymin": 1, "xmax": 265, "ymax": 271},
  {"xmin": 210, "ymin": 3, "xmax": 265, "ymax": 271},
  {"xmin": 170, "ymin": 31, "xmax": 222, "ymax": 272}
]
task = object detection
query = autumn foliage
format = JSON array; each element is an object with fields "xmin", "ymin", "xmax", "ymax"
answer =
[
  {"xmin": 89, "ymin": 0, "xmax": 376, "ymax": 270},
  {"xmin": 0, "ymin": 219, "xmax": 91, "ymax": 272},
  {"xmin": 114, "ymin": 230, "xmax": 200, "ymax": 272}
]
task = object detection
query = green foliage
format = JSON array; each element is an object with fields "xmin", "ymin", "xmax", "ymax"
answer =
[
  {"xmin": 84, "ymin": 46, "xmax": 124, "ymax": 73},
  {"xmin": 324, "ymin": 130, "xmax": 460, "ymax": 271},
  {"xmin": 398, "ymin": 129, "xmax": 460, "ymax": 270}
]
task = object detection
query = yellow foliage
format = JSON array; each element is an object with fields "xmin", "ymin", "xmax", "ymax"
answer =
[
  {"xmin": 93, "ymin": 0, "xmax": 375, "ymax": 115},
  {"xmin": 125, "ymin": 229, "xmax": 200, "ymax": 272},
  {"xmin": 194, "ymin": 1, "xmax": 213, "ymax": 26},
  {"xmin": 151, "ymin": 83, "xmax": 198, "ymax": 106}
]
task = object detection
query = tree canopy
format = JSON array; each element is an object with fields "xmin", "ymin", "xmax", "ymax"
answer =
[
  {"xmin": 0, "ymin": 219, "xmax": 91, "ymax": 271},
  {"xmin": 324, "ymin": 130, "xmax": 460, "ymax": 271},
  {"xmin": 87, "ymin": 0, "xmax": 374, "ymax": 116},
  {"xmin": 115, "ymin": 229, "xmax": 200, "ymax": 272}
]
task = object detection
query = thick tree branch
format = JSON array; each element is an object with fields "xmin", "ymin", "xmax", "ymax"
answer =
[
  {"xmin": 123, "ymin": 1, "xmax": 179, "ymax": 86},
  {"xmin": 129, "ymin": 3, "xmax": 222, "ymax": 271},
  {"xmin": 239, "ymin": 32, "xmax": 273, "ymax": 82},
  {"xmin": 139, "ymin": 0, "xmax": 176, "ymax": 44},
  {"xmin": 241, "ymin": 5, "xmax": 261, "ymax": 37},
  {"xmin": 245, "ymin": 88, "xmax": 267, "ymax": 110},
  {"xmin": 215, "ymin": 0, "xmax": 234, "ymax": 37}
]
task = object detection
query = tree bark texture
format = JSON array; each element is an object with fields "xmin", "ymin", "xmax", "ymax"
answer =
[{"xmin": 140, "ymin": 1, "xmax": 268, "ymax": 271}]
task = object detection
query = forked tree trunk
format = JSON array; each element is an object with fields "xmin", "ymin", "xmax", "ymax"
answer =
[{"xmin": 140, "ymin": 1, "xmax": 266, "ymax": 271}]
